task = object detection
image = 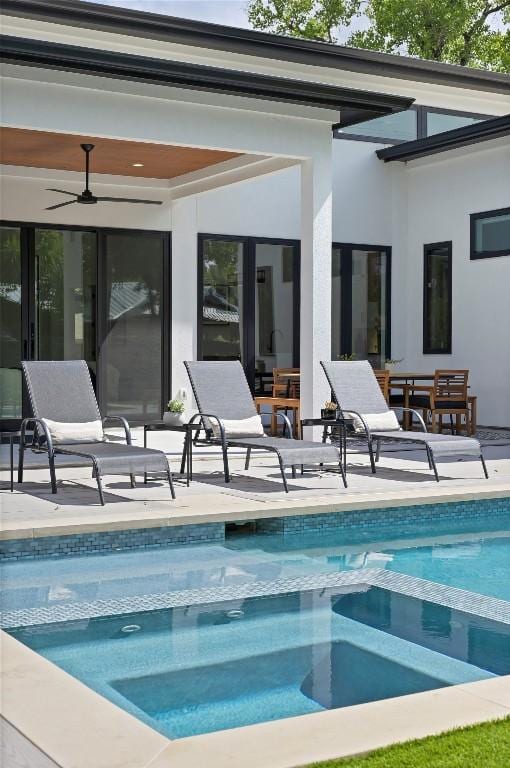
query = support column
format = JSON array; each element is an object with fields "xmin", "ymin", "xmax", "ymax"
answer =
[
  {"xmin": 300, "ymin": 149, "xmax": 333, "ymax": 438},
  {"xmin": 171, "ymin": 197, "xmax": 198, "ymax": 406}
]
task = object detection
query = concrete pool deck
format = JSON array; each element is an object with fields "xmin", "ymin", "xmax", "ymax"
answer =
[
  {"xmin": 1, "ymin": 430, "xmax": 510, "ymax": 541},
  {"xmin": 2, "ymin": 432, "xmax": 510, "ymax": 767}
]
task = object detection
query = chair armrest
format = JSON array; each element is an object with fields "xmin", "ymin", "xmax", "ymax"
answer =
[
  {"xmin": 399, "ymin": 408, "xmax": 428, "ymax": 432},
  {"xmin": 19, "ymin": 417, "xmax": 55, "ymax": 454},
  {"xmin": 273, "ymin": 411, "xmax": 292, "ymax": 438},
  {"xmin": 102, "ymin": 416, "xmax": 132, "ymax": 445},
  {"xmin": 341, "ymin": 409, "xmax": 371, "ymax": 437},
  {"xmin": 188, "ymin": 412, "xmax": 226, "ymax": 444}
]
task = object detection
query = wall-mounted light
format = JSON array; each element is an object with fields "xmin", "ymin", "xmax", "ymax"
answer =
[
  {"xmin": 257, "ymin": 268, "xmax": 266, "ymax": 284},
  {"xmin": 132, "ymin": 163, "xmax": 144, "ymax": 167}
]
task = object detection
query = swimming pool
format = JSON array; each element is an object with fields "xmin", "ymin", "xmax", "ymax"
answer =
[{"xmin": 3, "ymin": 498, "xmax": 510, "ymax": 738}]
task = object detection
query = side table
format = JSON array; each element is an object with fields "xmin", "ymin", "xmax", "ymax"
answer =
[
  {"xmin": 143, "ymin": 421, "xmax": 201, "ymax": 486},
  {"xmin": 1, "ymin": 430, "xmax": 34, "ymax": 492},
  {"xmin": 300, "ymin": 417, "xmax": 353, "ymax": 473}
]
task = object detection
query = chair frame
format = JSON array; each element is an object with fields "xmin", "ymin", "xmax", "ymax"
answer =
[{"xmin": 409, "ymin": 369, "xmax": 471, "ymax": 435}]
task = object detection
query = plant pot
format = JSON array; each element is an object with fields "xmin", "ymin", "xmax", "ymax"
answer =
[
  {"xmin": 385, "ymin": 363, "xmax": 394, "ymax": 373},
  {"xmin": 321, "ymin": 409, "xmax": 337, "ymax": 420},
  {"xmin": 163, "ymin": 411, "xmax": 186, "ymax": 426}
]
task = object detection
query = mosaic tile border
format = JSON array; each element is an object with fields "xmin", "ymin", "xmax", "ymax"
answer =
[
  {"xmin": 255, "ymin": 496, "xmax": 510, "ymax": 535},
  {"xmin": 0, "ymin": 522, "xmax": 225, "ymax": 561},
  {"xmin": 1, "ymin": 496, "xmax": 509, "ymax": 561},
  {"xmin": 3, "ymin": 569, "xmax": 509, "ymax": 630}
]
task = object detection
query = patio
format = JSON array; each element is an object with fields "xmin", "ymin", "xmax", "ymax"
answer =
[{"xmin": 2, "ymin": 428, "xmax": 510, "ymax": 542}]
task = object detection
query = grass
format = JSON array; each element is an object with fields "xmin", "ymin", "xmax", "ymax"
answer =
[{"xmin": 308, "ymin": 718, "xmax": 510, "ymax": 768}]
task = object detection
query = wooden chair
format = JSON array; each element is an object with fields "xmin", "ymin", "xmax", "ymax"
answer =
[
  {"xmin": 272, "ymin": 367, "xmax": 300, "ymax": 399},
  {"xmin": 408, "ymin": 370, "xmax": 470, "ymax": 434},
  {"xmin": 373, "ymin": 369, "xmax": 390, "ymax": 403}
]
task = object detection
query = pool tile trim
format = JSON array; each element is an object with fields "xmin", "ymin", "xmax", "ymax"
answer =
[{"xmin": 3, "ymin": 569, "xmax": 509, "ymax": 629}]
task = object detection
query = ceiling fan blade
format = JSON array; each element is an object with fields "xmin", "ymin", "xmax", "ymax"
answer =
[
  {"xmin": 45, "ymin": 188, "xmax": 76, "ymax": 196},
  {"xmin": 95, "ymin": 196, "xmax": 163, "ymax": 205},
  {"xmin": 45, "ymin": 200, "xmax": 77, "ymax": 211}
]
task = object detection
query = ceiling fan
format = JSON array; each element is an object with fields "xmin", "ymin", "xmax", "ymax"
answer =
[{"xmin": 45, "ymin": 144, "xmax": 163, "ymax": 210}]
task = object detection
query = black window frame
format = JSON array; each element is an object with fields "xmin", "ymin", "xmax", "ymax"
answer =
[
  {"xmin": 470, "ymin": 206, "xmax": 510, "ymax": 260},
  {"xmin": 423, "ymin": 241, "xmax": 452, "ymax": 355},
  {"xmin": 334, "ymin": 105, "xmax": 494, "ymax": 145},
  {"xmin": 197, "ymin": 233, "xmax": 301, "ymax": 391},
  {"xmin": 0, "ymin": 219, "xmax": 172, "ymax": 427},
  {"xmin": 332, "ymin": 242, "xmax": 392, "ymax": 363}
]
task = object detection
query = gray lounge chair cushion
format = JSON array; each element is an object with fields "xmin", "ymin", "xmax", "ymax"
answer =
[
  {"xmin": 371, "ymin": 431, "xmax": 481, "ymax": 457},
  {"xmin": 22, "ymin": 360, "xmax": 170, "ymax": 477},
  {"xmin": 55, "ymin": 442, "xmax": 170, "ymax": 475},
  {"xmin": 227, "ymin": 436, "xmax": 339, "ymax": 468},
  {"xmin": 185, "ymin": 360, "xmax": 340, "ymax": 467},
  {"xmin": 321, "ymin": 360, "xmax": 482, "ymax": 458}
]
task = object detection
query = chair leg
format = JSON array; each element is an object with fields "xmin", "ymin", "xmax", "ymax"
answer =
[
  {"xmin": 130, "ymin": 474, "xmax": 136, "ymax": 488},
  {"xmin": 245, "ymin": 448, "xmax": 251, "ymax": 470},
  {"xmin": 17, "ymin": 438, "xmax": 25, "ymax": 484},
  {"xmin": 480, "ymin": 453, "xmax": 489, "ymax": 479},
  {"xmin": 338, "ymin": 460, "xmax": 347, "ymax": 489},
  {"xmin": 291, "ymin": 465, "xmax": 296, "ymax": 479},
  {"xmin": 94, "ymin": 464, "xmax": 105, "ymax": 505},
  {"xmin": 278, "ymin": 457, "xmax": 289, "ymax": 493},
  {"xmin": 167, "ymin": 469, "xmax": 176, "ymax": 499},
  {"xmin": 375, "ymin": 438, "xmax": 381, "ymax": 463},
  {"xmin": 221, "ymin": 440, "xmax": 230, "ymax": 483},
  {"xmin": 48, "ymin": 452, "xmax": 58, "ymax": 494},
  {"xmin": 427, "ymin": 447, "xmax": 439, "ymax": 481},
  {"xmin": 367, "ymin": 437, "xmax": 376, "ymax": 474}
]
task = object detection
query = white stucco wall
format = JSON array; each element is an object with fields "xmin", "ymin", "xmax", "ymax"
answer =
[{"xmin": 392, "ymin": 139, "xmax": 510, "ymax": 427}]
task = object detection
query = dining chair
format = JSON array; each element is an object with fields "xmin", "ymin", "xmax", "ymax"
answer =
[
  {"xmin": 272, "ymin": 367, "xmax": 300, "ymax": 398},
  {"xmin": 408, "ymin": 369, "xmax": 470, "ymax": 434},
  {"xmin": 373, "ymin": 369, "xmax": 390, "ymax": 403}
]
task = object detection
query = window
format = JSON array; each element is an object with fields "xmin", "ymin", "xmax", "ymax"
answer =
[
  {"xmin": 336, "ymin": 106, "xmax": 493, "ymax": 145},
  {"xmin": 423, "ymin": 242, "xmax": 452, "ymax": 354},
  {"xmin": 470, "ymin": 207, "xmax": 510, "ymax": 260},
  {"xmin": 336, "ymin": 109, "xmax": 417, "ymax": 144},
  {"xmin": 425, "ymin": 110, "xmax": 488, "ymax": 137}
]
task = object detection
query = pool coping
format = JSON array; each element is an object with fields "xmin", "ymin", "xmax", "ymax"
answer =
[
  {"xmin": 2, "ymin": 626, "xmax": 510, "ymax": 768},
  {"xmin": 2, "ymin": 483, "xmax": 510, "ymax": 541}
]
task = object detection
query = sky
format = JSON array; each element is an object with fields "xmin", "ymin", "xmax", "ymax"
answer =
[
  {"xmin": 87, "ymin": 0, "xmax": 506, "ymax": 38},
  {"xmin": 86, "ymin": 0, "xmax": 369, "ymax": 41}
]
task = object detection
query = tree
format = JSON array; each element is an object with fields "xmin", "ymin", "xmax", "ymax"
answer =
[
  {"xmin": 247, "ymin": 0, "xmax": 510, "ymax": 71},
  {"xmin": 247, "ymin": 0, "xmax": 360, "ymax": 43}
]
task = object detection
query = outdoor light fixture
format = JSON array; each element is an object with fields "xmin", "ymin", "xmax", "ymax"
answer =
[{"xmin": 132, "ymin": 163, "xmax": 144, "ymax": 167}]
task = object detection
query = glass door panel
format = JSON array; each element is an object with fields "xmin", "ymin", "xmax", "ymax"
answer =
[
  {"xmin": 201, "ymin": 239, "xmax": 244, "ymax": 362},
  {"xmin": 102, "ymin": 233, "xmax": 164, "ymax": 420},
  {"xmin": 331, "ymin": 247, "xmax": 343, "ymax": 360},
  {"xmin": 332, "ymin": 245, "xmax": 390, "ymax": 367},
  {"xmin": 0, "ymin": 227, "xmax": 22, "ymax": 419},
  {"xmin": 255, "ymin": 243, "xmax": 298, "ymax": 379},
  {"xmin": 351, "ymin": 249, "xmax": 388, "ymax": 367},
  {"xmin": 35, "ymin": 229, "xmax": 97, "ymax": 381}
]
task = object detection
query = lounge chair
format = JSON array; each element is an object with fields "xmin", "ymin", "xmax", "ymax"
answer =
[
  {"xmin": 321, "ymin": 360, "xmax": 488, "ymax": 481},
  {"xmin": 185, "ymin": 360, "xmax": 346, "ymax": 492},
  {"xmin": 18, "ymin": 360, "xmax": 175, "ymax": 504}
]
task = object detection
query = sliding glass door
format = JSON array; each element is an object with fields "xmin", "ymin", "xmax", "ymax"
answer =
[
  {"xmin": 101, "ymin": 232, "xmax": 168, "ymax": 420},
  {"xmin": 34, "ymin": 228, "xmax": 97, "ymax": 378},
  {"xmin": 0, "ymin": 223, "xmax": 170, "ymax": 427},
  {"xmin": 198, "ymin": 235, "xmax": 300, "ymax": 391},
  {"xmin": 332, "ymin": 244, "xmax": 391, "ymax": 367}
]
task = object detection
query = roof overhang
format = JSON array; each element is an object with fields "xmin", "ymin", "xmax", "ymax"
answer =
[
  {"xmin": 377, "ymin": 114, "xmax": 510, "ymax": 163},
  {"xmin": 0, "ymin": 35, "xmax": 414, "ymax": 128},
  {"xmin": 2, "ymin": 0, "xmax": 509, "ymax": 95}
]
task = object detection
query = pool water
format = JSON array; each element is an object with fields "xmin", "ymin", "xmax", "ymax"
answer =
[
  {"xmin": 2, "ymin": 509, "xmax": 510, "ymax": 615},
  {"xmin": 9, "ymin": 586, "xmax": 508, "ymax": 738},
  {"xmin": 3, "ymin": 503, "xmax": 510, "ymax": 738}
]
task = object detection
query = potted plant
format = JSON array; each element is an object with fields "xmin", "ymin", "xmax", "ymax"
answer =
[
  {"xmin": 321, "ymin": 400, "xmax": 337, "ymax": 420},
  {"xmin": 384, "ymin": 358, "xmax": 404, "ymax": 373},
  {"xmin": 163, "ymin": 399, "xmax": 186, "ymax": 426}
]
